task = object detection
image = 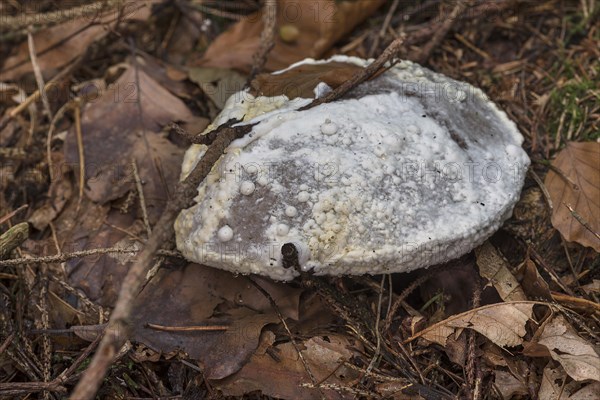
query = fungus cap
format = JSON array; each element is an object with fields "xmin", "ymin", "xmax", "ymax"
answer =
[{"xmin": 175, "ymin": 57, "xmax": 530, "ymax": 280}]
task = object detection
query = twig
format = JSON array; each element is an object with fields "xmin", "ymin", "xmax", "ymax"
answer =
[
  {"xmin": 383, "ymin": 270, "xmax": 433, "ymax": 333},
  {"xmin": 0, "ymin": 1, "xmax": 120, "ymax": 33},
  {"xmin": 416, "ymin": 1, "xmax": 469, "ymax": 63},
  {"xmin": 0, "ymin": 246, "xmax": 136, "ymax": 267},
  {"xmin": 529, "ymin": 247, "xmax": 576, "ymax": 297},
  {"xmin": 364, "ymin": 275, "xmax": 386, "ymax": 379},
  {"xmin": 563, "ymin": 202, "xmax": 600, "ymax": 240},
  {"xmin": 533, "ymin": 159, "xmax": 579, "ymax": 190},
  {"xmin": 300, "ymin": 37, "xmax": 405, "ymax": 111},
  {"xmin": 132, "ymin": 160, "xmax": 152, "ymax": 237},
  {"xmin": 0, "ymin": 204, "xmax": 28, "ymax": 225},
  {"xmin": 0, "ymin": 223, "xmax": 29, "ymax": 260},
  {"xmin": 27, "ymin": 30, "xmax": 53, "ymax": 121},
  {"xmin": 0, "ymin": 332, "xmax": 15, "ymax": 354},
  {"xmin": 465, "ymin": 278, "xmax": 482, "ymax": 400},
  {"xmin": 146, "ymin": 323, "xmax": 228, "ymax": 332},
  {"xmin": 46, "ymin": 103, "xmax": 72, "ymax": 180},
  {"xmin": 74, "ymin": 103, "xmax": 85, "ymax": 213},
  {"xmin": 528, "ymin": 169, "xmax": 553, "ymax": 211},
  {"xmin": 0, "ymin": 335, "xmax": 102, "ymax": 397},
  {"xmin": 246, "ymin": 0, "xmax": 277, "ymax": 85},
  {"xmin": 368, "ymin": 0, "xmax": 400, "ymax": 58},
  {"xmin": 38, "ymin": 261, "xmax": 52, "ymax": 400}
]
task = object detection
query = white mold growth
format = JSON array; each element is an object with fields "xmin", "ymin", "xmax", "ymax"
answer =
[{"xmin": 175, "ymin": 57, "xmax": 530, "ymax": 280}]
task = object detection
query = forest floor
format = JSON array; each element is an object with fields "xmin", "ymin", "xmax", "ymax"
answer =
[{"xmin": 0, "ymin": 1, "xmax": 599, "ymax": 399}]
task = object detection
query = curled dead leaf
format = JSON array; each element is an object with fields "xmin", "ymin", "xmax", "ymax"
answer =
[
  {"xmin": 475, "ymin": 241, "xmax": 527, "ymax": 302},
  {"xmin": 407, "ymin": 302, "xmax": 535, "ymax": 348}
]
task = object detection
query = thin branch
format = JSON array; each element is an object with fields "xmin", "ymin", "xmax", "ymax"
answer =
[
  {"xmin": 27, "ymin": 30, "xmax": 53, "ymax": 121},
  {"xmin": 299, "ymin": 37, "xmax": 405, "ymax": 111},
  {"xmin": 246, "ymin": 0, "xmax": 278, "ymax": 85},
  {"xmin": 132, "ymin": 160, "xmax": 152, "ymax": 237},
  {"xmin": 416, "ymin": 1, "xmax": 469, "ymax": 63}
]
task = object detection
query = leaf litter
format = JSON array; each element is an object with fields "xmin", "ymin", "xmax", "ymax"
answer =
[{"xmin": 0, "ymin": 1, "xmax": 599, "ymax": 399}]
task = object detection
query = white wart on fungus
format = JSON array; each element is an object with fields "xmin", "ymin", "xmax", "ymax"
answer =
[{"xmin": 175, "ymin": 56, "xmax": 530, "ymax": 281}]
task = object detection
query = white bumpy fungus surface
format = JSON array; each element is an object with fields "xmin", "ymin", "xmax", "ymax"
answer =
[{"xmin": 175, "ymin": 57, "xmax": 530, "ymax": 280}]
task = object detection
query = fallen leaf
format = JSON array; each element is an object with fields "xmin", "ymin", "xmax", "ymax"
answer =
[
  {"xmin": 494, "ymin": 370, "xmax": 529, "ymax": 399},
  {"xmin": 1, "ymin": 1, "xmax": 154, "ymax": 80},
  {"xmin": 63, "ymin": 208, "xmax": 138, "ymax": 306},
  {"xmin": 538, "ymin": 366, "xmax": 566, "ymax": 400},
  {"xmin": 250, "ymin": 61, "xmax": 363, "ymax": 99},
  {"xmin": 517, "ymin": 259, "xmax": 553, "ymax": 301},
  {"xmin": 216, "ymin": 332, "xmax": 362, "ymax": 399},
  {"xmin": 539, "ymin": 365, "xmax": 600, "ymax": 399},
  {"xmin": 568, "ymin": 381, "xmax": 600, "ymax": 399},
  {"xmin": 27, "ymin": 152, "xmax": 73, "ymax": 231},
  {"xmin": 194, "ymin": 0, "xmax": 385, "ymax": 72},
  {"xmin": 188, "ymin": 67, "xmax": 247, "ymax": 109},
  {"xmin": 443, "ymin": 330, "xmax": 467, "ymax": 366},
  {"xmin": 48, "ymin": 290, "xmax": 85, "ymax": 327},
  {"xmin": 64, "ymin": 62, "xmax": 192, "ymax": 219},
  {"xmin": 475, "ymin": 241, "xmax": 527, "ymax": 302},
  {"xmin": 131, "ymin": 263, "xmax": 303, "ymax": 380},
  {"xmin": 407, "ymin": 302, "xmax": 535, "ymax": 348},
  {"xmin": 544, "ymin": 142, "xmax": 600, "ymax": 251},
  {"xmin": 534, "ymin": 315, "xmax": 600, "ymax": 382}
]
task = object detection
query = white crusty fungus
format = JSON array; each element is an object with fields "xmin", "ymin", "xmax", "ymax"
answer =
[{"xmin": 175, "ymin": 56, "xmax": 530, "ymax": 280}]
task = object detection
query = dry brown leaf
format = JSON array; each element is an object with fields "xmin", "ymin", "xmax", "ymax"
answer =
[
  {"xmin": 64, "ymin": 208, "xmax": 138, "ymax": 305},
  {"xmin": 188, "ymin": 67, "xmax": 247, "ymax": 109},
  {"xmin": 534, "ymin": 315, "xmax": 600, "ymax": 382},
  {"xmin": 407, "ymin": 302, "xmax": 535, "ymax": 348},
  {"xmin": 64, "ymin": 62, "xmax": 193, "ymax": 219},
  {"xmin": 475, "ymin": 241, "xmax": 527, "ymax": 302},
  {"xmin": 130, "ymin": 263, "xmax": 303, "ymax": 380},
  {"xmin": 216, "ymin": 332, "xmax": 362, "ymax": 399},
  {"xmin": 494, "ymin": 370, "xmax": 529, "ymax": 399},
  {"xmin": 539, "ymin": 365, "xmax": 600, "ymax": 399},
  {"xmin": 1, "ymin": 2, "xmax": 154, "ymax": 80},
  {"xmin": 544, "ymin": 142, "xmax": 600, "ymax": 251},
  {"xmin": 194, "ymin": 0, "xmax": 385, "ymax": 72},
  {"xmin": 48, "ymin": 290, "xmax": 84, "ymax": 327},
  {"xmin": 27, "ymin": 152, "xmax": 73, "ymax": 231},
  {"xmin": 250, "ymin": 61, "xmax": 363, "ymax": 99},
  {"xmin": 517, "ymin": 259, "xmax": 553, "ymax": 301}
]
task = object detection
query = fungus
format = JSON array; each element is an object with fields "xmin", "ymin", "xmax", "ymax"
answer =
[{"xmin": 175, "ymin": 56, "xmax": 530, "ymax": 281}]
